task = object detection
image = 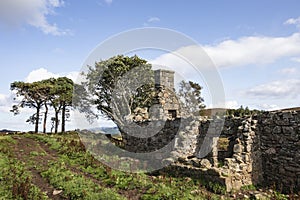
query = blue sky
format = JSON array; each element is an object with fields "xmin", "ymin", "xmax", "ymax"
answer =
[{"xmin": 0, "ymin": 0, "xmax": 300, "ymax": 131}]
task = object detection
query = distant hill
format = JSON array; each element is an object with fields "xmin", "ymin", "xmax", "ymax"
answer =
[
  {"xmin": 273, "ymin": 107, "xmax": 300, "ymax": 112},
  {"xmin": 0, "ymin": 129, "xmax": 16, "ymax": 133},
  {"xmin": 89, "ymin": 127, "xmax": 120, "ymax": 135},
  {"xmin": 201, "ymin": 108, "xmax": 228, "ymax": 116}
]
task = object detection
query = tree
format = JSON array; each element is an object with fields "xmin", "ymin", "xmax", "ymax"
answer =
[
  {"xmin": 10, "ymin": 81, "xmax": 48, "ymax": 133},
  {"xmin": 38, "ymin": 79, "xmax": 53, "ymax": 133},
  {"xmin": 79, "ymin": 55, "xmax": 154, "ymax": 126},
  {"xmin": 56, "ymin": 77, "xmax": 73, "ymax": 133},
  {"xmin": 11, "ymin": 77, "xmax": 74, "ymax": 133},
  {"xmin": 47, "ymin": 77, "xmax": 74, "ymax": 133},
  {"xmin": 177, "ymin": 80, "xmax": 205, "ymax": 117}
]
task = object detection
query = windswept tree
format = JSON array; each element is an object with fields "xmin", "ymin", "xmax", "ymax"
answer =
[
  {"xmin": 11, "ymin": 77, "xmax": 74, "ymax": 133},
  {"xmin": 56, "ymin": 77, "xmax": 74, "ymax": 133},
  {"xmin": 177, "ymin": 80, "xmax": 205, "ymax": 116},
  {"xmin": 39, "ymin": 79, "xmax": 52, "ymax": 133},
  {"xmin": 77, "ymin": 55, "xmax": 154, "ymax": 127},
  {"xmin": 47, "ymin": 77, "xmax": 74, "ymax": 133},
  {"xmin": 10, "ymin": 81, "xmax": 49, "ymax": 133}
]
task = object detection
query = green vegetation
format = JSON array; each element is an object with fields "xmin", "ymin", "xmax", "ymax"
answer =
[
  {"xmin": 0, "ymin": 136, "xmax": 48, "ymax": 199},
  {"xmin": 10, "ymin": 77, "xmax": 74, "ymax": 133},
  {"xmin": 0, "ymin": 132, "xmax": 293, "ymax": 199},
  {"xmin": 41, "ymin": 162, "xmax": 124, "ymax": 200},
  {"xmin": 226, "ymin": 105, "xmax": 263, "ymax": 117},
  {"xmin": 178, "ymin": 80, "xmax": 206, "ymax": 116},
  {"xmin": 77, "ymin": 55, "xmax": 156, "ymax": 125}
]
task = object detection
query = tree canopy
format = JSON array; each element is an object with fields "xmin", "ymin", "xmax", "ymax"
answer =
[
  {"xmin": 76, "ymin": 55, "xmax": 207, "ymax": 128},
  {"xmin": 177, "ymin": 80, "xmax": 206, "ymax": 116},
  {"xmin": 10, "ymin": 77, "xmax": 74, "ymax": 133},
  {"xmin": 78, "ymin": 55, "xmax": 155, "ymax": 126}
]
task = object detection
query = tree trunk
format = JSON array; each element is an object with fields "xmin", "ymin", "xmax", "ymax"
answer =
[
  {"xmin": 61, "ymin": 103, "xmax": 66, "ymax": 133},
  {"xmin": 43, "ymin": 104, "xmax": 48, "ymax": 133},
  {"xmin": 35, "ymin": 106, "xmax": 40, "ymax": 133},
  {"xmin": 55, "ymin": 110, "xmax": 59, "ymax": 133}
]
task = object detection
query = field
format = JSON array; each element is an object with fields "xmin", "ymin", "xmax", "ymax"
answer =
[{"xmin": 0, "ymin": 132, "xmax": 292, "ymax": 200}]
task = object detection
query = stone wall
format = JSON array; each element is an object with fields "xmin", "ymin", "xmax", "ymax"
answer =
[
  {"xmin": 122, "ymin": 119, "xmax": 180, "ymax": 153},
  {"xmin": 180, "ymin": 116, "xmax": 263, "ymax": 192},
  {"xmin": 122, "ymin": 110, "xmax": 300, "ymax": 193},
  {"xmin": 258, "ymin": 111, "xmax": 300, "ymax": 193}
]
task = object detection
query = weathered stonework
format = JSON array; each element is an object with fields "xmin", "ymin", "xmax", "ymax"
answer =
[
  {"xmin": 258, "ymin": 111, "xmax": 300, "ymax": 193},
  {"xmin": 121, "ymin": 69, "xmax": 300, "ymax": 193},
  {"xmin": 125, "ymin": 111, "xmax": 300, "ymax": 193}
]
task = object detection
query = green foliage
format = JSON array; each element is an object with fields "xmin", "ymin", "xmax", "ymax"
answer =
[
  {"xmin": 272, "ymin": 191, "xmax": 288, "ymax": 200},
  {"xmin": 207, "ymin": 182, "xmax": 226, "ymax": 195},
  {"xmin": 30, "ymin": 133, "xmax": 216, "ymax": 199},
  {"xmin": 241, "ymin": 184, "xmax": 256, "ymax": 191},
  {"xmin": 178, "ymin": 80, "xmax": 205, "ymax": 116},
  {"xmin": 79, "ymin": 55, "xmax": 154, "ymax": 125},
  {"xmin": 226, "ymin": 105, "xmax": 263, "ymax": 117},
  {"xmin": 0, "ymin": 137, "xmax": 48, "ymax": 200},
  {"xmin": 10, "ymin": 77, "xmax": 74, "ymax": 133},
  {"xmin": 41, "ymin": 162, "xmax": 124, "ymax": 200},
  {"xmin": 29, "ymin": 151, "xmax": 46, "ymax": 156},
  {"xmin": 3, "ymin": 133, "xmax": 296, "ymax": 200},
  {"xmin": 10, "ymin": 81, "xmax": 48, "ymax": 133}
]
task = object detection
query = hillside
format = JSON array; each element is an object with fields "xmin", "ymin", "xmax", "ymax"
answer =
[{"xmin": 0, "ymin": 132, "xmax": 292, "ymax": 199}]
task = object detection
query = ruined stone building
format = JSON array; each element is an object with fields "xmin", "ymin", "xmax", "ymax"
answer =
[
  {"xmin": 151, "ymin": 69, "xmax": 180, "ymax": 120},
  {"xmin": 124, "ymin": 68, "xmax": 300, "ymax": 193},
  {"xmin": 132, "ymin": 69, "xmax": 181, "ymax": 121}
]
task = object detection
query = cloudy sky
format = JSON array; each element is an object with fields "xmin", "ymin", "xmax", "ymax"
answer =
[{"xmin": 0, "ymin": 0, "xmax": 300, "ymax": 131}]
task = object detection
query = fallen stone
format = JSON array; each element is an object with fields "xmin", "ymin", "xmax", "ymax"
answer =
[{"xmin": 53, "ymin": 189, "xmax": 63, "ymax": 195}]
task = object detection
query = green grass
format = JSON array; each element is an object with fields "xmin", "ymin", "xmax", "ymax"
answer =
[
  {"xmin": 0, "ymin": 136, "xmax": 48, "ymax": 200},
  {"xmin": 41, "ymin": 161, "xmax": 125, "ymax": 200},
  {"xmin": 4, "ymin": 132, "xmax": 290, "ymax": 200}
]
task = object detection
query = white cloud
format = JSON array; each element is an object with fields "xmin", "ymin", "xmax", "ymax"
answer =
[
  {"xmin": 245, "ymin": 79, "xmax": 300, "ymax": 99},
  {"xmin": 278, "ymin": 67, "xmax": 298, "ymax": 74},
  {"xmin": 25, "ymin": 68, "xmax": 79, "ymax": 83},
  {"xmin": 256, "ymin": 104, "xmax": 281, "ymax": 111},
  {"xmin": 151, "ymin": 33, "xmax": 300, "ymax": 69},
  {"xmin": 224, "ymin": 100, "xmax": 239, "ymax": 109},
  {"xmin": 65, "ymin": 71, "xmax": 80, "ymax": 82},
  {"xmin": 144, "ymin": 17, "xmax": 160, "ymax": 26},
  {"xmin": 284, "ymin": 16, "xmax": 300, "ymax": 29},
  {"xmin": 148, "ymin": 17, "xmax": 160, "ymax": 23},
  {"xmin": 291, "ymin": 57, "xmax": 300, "ymax": 63},
  {"xmin": 104, "ymin": 0, "xmax": 113, "ymax": 5},
  {"xmin": 0, "ymin": 0, "xmax": 68, "ymax": 35},
  {"xmin": 0, "ymin": 94, "xmax": 11, "ymax": 113},
  {"xmin": 25, "ymin": 68, "xmax": 59, "ymax": 83},
  {"xmin": 207, "ymin": 100, "xmax": 239, "ymax": 109}
]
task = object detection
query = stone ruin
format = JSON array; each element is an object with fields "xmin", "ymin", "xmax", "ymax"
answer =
[
  {"xmin": 121, "ymin": 69, "xmax": 300, "ymax": 193},
  {"xmin": 131, "ymin": 69, "xmax": 180, "ymax": 122}
]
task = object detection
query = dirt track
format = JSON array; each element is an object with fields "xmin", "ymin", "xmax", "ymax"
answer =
[{"xmin": 11, "ymin": 136, "xmax": 63, "ymax": 199}]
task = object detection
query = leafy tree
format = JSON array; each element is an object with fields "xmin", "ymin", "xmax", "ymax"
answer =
[
  {"xmin": 177, "ymin": 80, "xmax": 205, "ymax": 116},
  {"xmin": 10, "ymin": 81, "xmax": 49, "ymax": 133},
  {"xmin": 226, "ymin": 105, "xmax": 263, "ymax": 117},
  {"xmin": 56, "ymin": 77, "xmax": 74, "ymax": 133},
  {"xmin": 38, "ymin": 79, "xmax": 53, "ymax": 133},
  {"xmin": 79, "ymin": 55, "xmax": 154, "ymax": 126},
  {"xmin": 11, "ymin": 77, "xmax": 74, "ymax": 133},
  {"xmin": 47, "ymin": 77, "xmax": 74, "ymax": 133}
]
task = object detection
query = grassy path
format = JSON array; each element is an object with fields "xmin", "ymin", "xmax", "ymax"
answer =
[
  {"xmin": 1, "ymin": 133, "xmax": 291, "ymax": 200},
  {"xmin": 10, "ymin": 135, "xmax": 63, "ymax": 199}
]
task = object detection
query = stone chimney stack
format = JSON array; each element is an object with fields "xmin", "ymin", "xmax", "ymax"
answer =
[{"xmin": 154, "ymin": 69, "xmax": 175, "ymax": 89}]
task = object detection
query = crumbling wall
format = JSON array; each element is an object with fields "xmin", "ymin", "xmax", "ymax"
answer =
[
  {"xmin": 122, "ymin": 110, "xmax": 300, "ymax": 193},
  {"xmin": 258, "ymin": 111, "xmax": 300, "ymax": 193},
  {"xmin": 192, "ymin": 116, "xmax": 262, "ymax": 191}
]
